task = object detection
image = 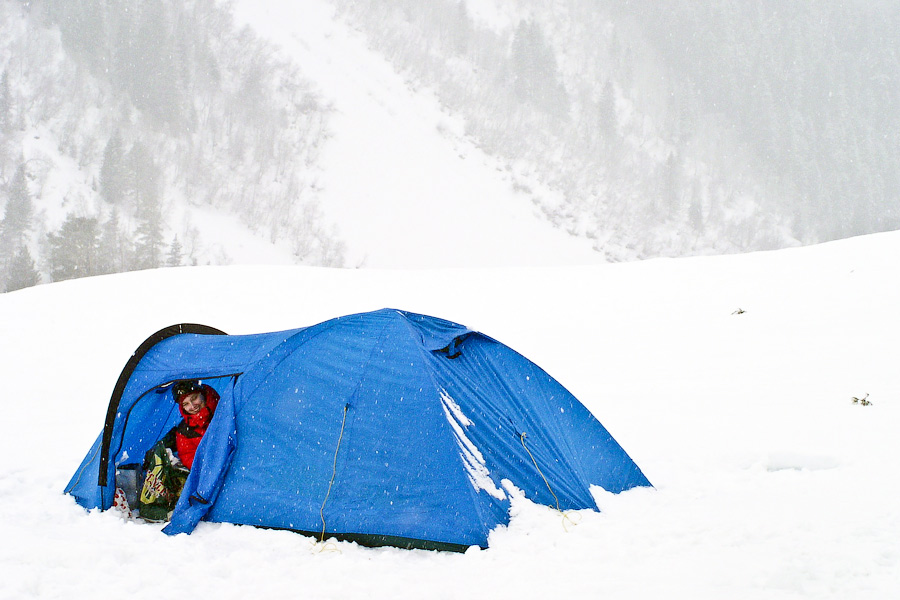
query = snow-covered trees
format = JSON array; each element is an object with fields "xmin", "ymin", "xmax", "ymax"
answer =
[
  {"xmin": 333, "ymin": 0, "xmax": 900, "ymax": 258},
  {"xmin": 510, "ymin": 20, "xmax": 568, "ymax": 119},
  {"xmin": 98, "ymin": 208, "xmax": 129, "ymax": 275},
  {"xmin": 129, "ymin": 142, "xmax": 165, "ymax": 270},
  {"xmin": 5, "ymin": 245, "xmax": 40, "ymax": 292},
  {"xmin": 0, "ymin": 71, "xmax": 11, "ymax": 135},
  {"xmin": 2, "ymin": 0, "xmax": 897, "ymax": 290},
  {"xmin": 0, "ymin": 0, "xmax": 342, "ymax": 291},
  {"xmin": 46, "ymin": 215, "xmax": 101, "ymax": 282},
  {"xmin": 166, "ymin": 236, "xmax": 183, "ymax": 267},
  {"xmin": 0, "ymin": 166, "xmax": 32, "ymax": 255},
  {"xmin": 99, "ymin": 132, "xmax": 128, "ymax": 205},
  {"xmin": 1, "ymin": 165, "xmax": 39, "ymax": 291}
]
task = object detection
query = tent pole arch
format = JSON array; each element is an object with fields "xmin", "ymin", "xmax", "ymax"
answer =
[{"xmin": 97, "ymin": 323, "xmax": 227, "ymax": 486}]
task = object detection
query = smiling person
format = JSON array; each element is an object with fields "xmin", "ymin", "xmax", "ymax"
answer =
[
  {"xmin": 171, "ymin": 380, "xmax": 220, "ymax": 470},
  {"xmin": 137, "ymin": 380, "xmax": 219, "ymax": 522}
]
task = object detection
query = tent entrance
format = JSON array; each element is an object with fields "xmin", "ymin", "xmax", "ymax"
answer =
[
  {"xmin": 106, "ymin": 373, "xmax": 240, "ymax": 484},
  {"xmin": 96, "ymin": 324, "xmax": 227, "ymax": 487}
]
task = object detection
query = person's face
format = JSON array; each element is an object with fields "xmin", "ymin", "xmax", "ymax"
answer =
[{"xmin": 180, "ymin": 391, "xmax": 206, "ymax": 415}]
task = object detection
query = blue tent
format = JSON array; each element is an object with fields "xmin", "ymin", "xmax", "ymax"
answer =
[{"xmin": 66, "ymin": 308, "xmax": 650, "ymax": 551}]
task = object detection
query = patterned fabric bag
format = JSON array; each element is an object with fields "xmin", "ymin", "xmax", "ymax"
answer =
[{"xmin": 138, "ymin": 440, "xmax": 188, "ymax": 522}]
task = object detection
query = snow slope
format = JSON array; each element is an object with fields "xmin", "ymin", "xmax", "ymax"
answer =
[
  {"xmin": 231, "ymin": 0, "xmax": 602, "ymax": 268},
  {"xmin": 1, "ymin": 230, "xmax": 898, "ymax": 599}
]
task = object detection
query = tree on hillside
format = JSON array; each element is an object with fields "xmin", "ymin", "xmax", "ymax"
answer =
[
  {"xmin": 5, "ymin": 245, "xmax": 41, "ymax": 292},
  {"xmin": 0, "ymin": 165, "xmax": 33, "ymax": 266},
  {"xmin": 661, "ymin": 152, "xmax": 683, "ymax": 219},
  {"xmin": 130, "ymin": 142, "xmax": 164, "ymax": 270},
  {"xmin": 98, "ymin": 207, "xmax": 130, "ymax": 274},
  {"xmin": 43, "ymin": 0, "xmax": 108, "ymax": 69},
  {"xmin": 166, "ymin": 235, "xmax": 183, "ymax": 267},
  {"xmin": 0, "ymin": 70, "xmax": 11, "ymax": 134},
  {"xmin": 688, "ymin": 181, "xmax": 704, "ymax": 233},
  {"xmin": 510, "ymin": 20, "xmax": 568, "ymax": 119},
  {"xmin": 130, "ymin": 0, "xmax": 186, "ymax": 128},
  {"xmin": 133, "ymin": 199, "xmax": 164, "ymax": 270},
  {"xmin": 597, "ymin": 80, "xmax": 618, "ymax": 148},
  {"xmin": 46, "ymin": 214, "xmax": 102, "ymax": 282},
  {"xmin": 99, "ymin": 131, "xmax": 129, "ymax": 205},
  {"xmin": 1, "ymin": 165, "xmax": 33, "ymax": 241}
]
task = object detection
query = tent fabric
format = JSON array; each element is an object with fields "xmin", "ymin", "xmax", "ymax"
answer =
[{"xmin": 66, "ymin": 308, "xmax": 651, "ymax": 550}]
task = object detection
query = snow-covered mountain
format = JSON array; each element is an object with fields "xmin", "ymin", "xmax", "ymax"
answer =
[
  {"xmin": 3, "ymin": 0, "xmax": 898, "ymax": 291},
  {"xmin": 0, "ymin": 0, "xmax": 604, "ymax": 289},
  {"xmin": 231, "ymin": 0, "xmax": 602, "ymax": 268}
]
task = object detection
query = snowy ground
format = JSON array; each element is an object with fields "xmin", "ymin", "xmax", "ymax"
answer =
[
  {"xmin": 1, "ymin": 230, "xmax": 898, "ymax": 599},
  {"xmin": 2, "ymin": 3, "xmax": 898, "ymax": 597}
]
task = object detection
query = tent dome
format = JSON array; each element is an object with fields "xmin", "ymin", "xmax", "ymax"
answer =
[{"xmin": 66, "ymin": 309, "xmax": 650, "ymax": 551}]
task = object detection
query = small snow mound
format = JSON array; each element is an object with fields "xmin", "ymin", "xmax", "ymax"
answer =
[{"xmin": 764, "ymin": 452, "xmax": 840, "ymax": 472}]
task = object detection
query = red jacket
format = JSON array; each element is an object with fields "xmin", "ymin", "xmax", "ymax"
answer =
[{"xmin": 175, "ymin": 386, "xmax": 219, "ymax": 469}]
